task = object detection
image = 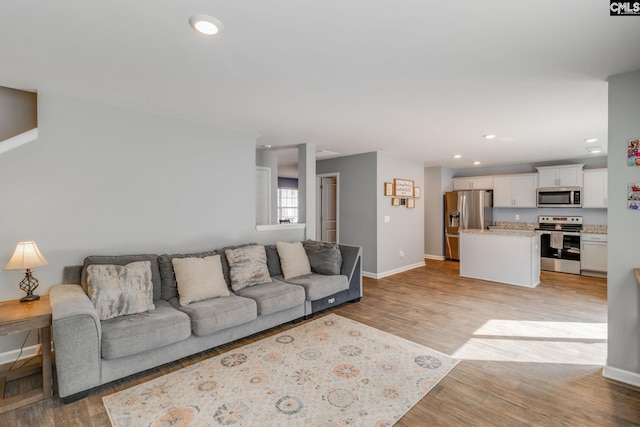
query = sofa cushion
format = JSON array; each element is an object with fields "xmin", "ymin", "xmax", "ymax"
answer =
[
  {"xmin": 276, "ymin": 241, "xmax": 311, "ymax": 279},
  {"xmin": 264, "ymin": 244, "xmax": 283, "ymax": 277},
  {"xmin": 281, "ymin": 273, "xmax": 350, "ymax": 301},
  {"xmin": 303, "ymin": 240, "xmax": 343, "ymax": 275},
  {"xmin": 224, "ymin": 245, "xmax": 272, "ymax": 291},
  {"xmin": 82, "ymin": 254, "xmax": 162, "ymax": 301},
  {"xmin": 100, "ymin": 300, "xmax": 191, "ymax": 359},
  {"xmin": 158, "ymin": 250, "xmax": 217, "ymax": 300},
  {"xmin": 172, "ymin": 255, "xmax": 230, "ymax": 306},
  {"xmin": 235, "ymin": 279, "xmax": 305, "ymax": 316},
  {"xmin": 86, "ymin": 261, "xmax": 155, "ymax": 321},
  {"xmin": 174, "ymin": 294, "xmax": 257, "ymax": 337}
]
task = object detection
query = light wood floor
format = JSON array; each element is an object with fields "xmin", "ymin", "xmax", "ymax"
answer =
[{"xmin": 3, "ymin": 259, "xmax": 639, "ymax": 426}]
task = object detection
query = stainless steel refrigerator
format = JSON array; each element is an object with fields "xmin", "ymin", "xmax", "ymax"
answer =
[{"xmin": 444, "ymin": 190, "xmax": 493, "ymax": 260}]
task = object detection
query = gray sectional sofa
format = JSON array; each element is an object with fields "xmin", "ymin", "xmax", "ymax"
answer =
[{"xmin": 49, "ymin": 241, "xmax": 362, "ymax": 401}]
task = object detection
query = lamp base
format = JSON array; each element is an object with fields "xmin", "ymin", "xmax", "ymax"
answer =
[{"xmin": 20, "ymin": 294, "xmax": 40, "ymax": 303}]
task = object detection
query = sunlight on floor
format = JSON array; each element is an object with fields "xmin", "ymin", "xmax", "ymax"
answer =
[{"xmin": 451, "ymin": 320, "xmax": 607, "ymax": 365}]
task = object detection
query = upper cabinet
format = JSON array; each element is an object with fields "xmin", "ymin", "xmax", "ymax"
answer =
[
  {"xmin": 535, "ymin": 164, "xmax": 584, "ymax": 188},
  {"xmin": 453, "ymin": 176, "xmax": 494, "ymax": 190},
  {"xmin": 582, "ymin": 168, "xmax": 608, "ymax": 208},
  {"xmin": 493, "ymin": 174, "xmax": 538, "ymax": 208}
]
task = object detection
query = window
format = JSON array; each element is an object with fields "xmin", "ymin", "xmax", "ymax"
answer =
[{"xmin": 277, "ymin": 188, "xmax": 298, "ymax": 223}]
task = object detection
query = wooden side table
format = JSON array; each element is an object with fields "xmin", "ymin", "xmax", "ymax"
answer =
[{"xmin": 0, "ymin": 295, "xmax": 52, "ymax": 414}]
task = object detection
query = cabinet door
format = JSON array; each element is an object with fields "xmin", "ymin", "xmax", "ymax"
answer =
[
  {"xmin": 557, "ymin": 167, "xmax": 582, "ymax": 187},
  {"xmin": 493, "ymin": 177, "xmax": 513, "ymax": 207},
  {"xmin": 472, "ymin": 177, "xmax": 493, "ymax": 190},
  {"xmin": 583, "ymin": 169, "xmax": 607, "ymax": 208},
  {"xmin": 453, "ymin": 178, "xmax": 472, "ymax": 190},
  {"xmin": 513, "ymin": 175, "xmax": 538, "ymax": 207},
  {"xmin": 581, "ymin": 241, "xmax": 607, "ymax": 272},
  {"xmin": 537, "ymin": 169, "xmax": 557, "ymax": 187}
]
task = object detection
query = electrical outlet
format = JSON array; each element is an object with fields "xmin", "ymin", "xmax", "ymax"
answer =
[
  {"xmin": 399, "ymin": 251, "xmax": 405, "ymax": 258},
  {"xmin": 384, "ymin": 216, "xmax": 390, "ymax": 223},
  {"xmin": 515, "ymin": 214, "xmax": 520, "ymax": 221}
]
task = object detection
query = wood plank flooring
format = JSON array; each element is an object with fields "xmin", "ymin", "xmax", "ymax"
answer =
[{"xmin": 2, "ymin": 259, "xmax": 639, "ymax": 426}]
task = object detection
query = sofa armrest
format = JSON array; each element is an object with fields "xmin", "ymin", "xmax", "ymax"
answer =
[
  {"xmin": 339, "ymin": 244, "xmax": 363, "ymax": 299},
  {"xmin": 50, "ymin": 284, "xmax": 102, "ymax": 398}
]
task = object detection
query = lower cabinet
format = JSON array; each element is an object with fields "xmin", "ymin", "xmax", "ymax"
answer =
[{"xmin": 581, "ymin": 233, "xmax": 607, "ymax": 274}]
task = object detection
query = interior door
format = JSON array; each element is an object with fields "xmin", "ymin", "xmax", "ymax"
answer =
[{"xmin": 319, "ymin": 176, "xmax": 337, "ymax": 242}]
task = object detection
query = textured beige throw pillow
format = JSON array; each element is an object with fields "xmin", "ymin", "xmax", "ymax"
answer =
[
  {"xmin": 172, "ymin": 255, "xmax": 230, "ymax": 306},
  {"xmin": 276, "ymin": 241, "xmax": 311, "ymax": 280},
  {"xmin": 86, "ymin": 261, "xmax": 155, "ymax": 321},
  {"xmin": 224, "ymin": 245, "xmax": 272, "ymax": 291}
]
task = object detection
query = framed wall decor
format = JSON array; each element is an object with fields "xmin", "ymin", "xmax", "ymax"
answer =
[
  {"xmin": 413, "ymin": 187, "xmax": 421, "ymax": 198},
  {"xmin": 407, "ymin": 198, "xmax": 416, "ymax": 208},
  {"xmin": 628, "ymin": 138, "xmax": 640, "ymax": 166},
  {"xmin": 628, "ymin": 183, "xmax": 640, "ymax": 209},
  {"xmin": 384, "ymin": 182, "xmax": 393, "ymax": 196},
  {"xmin": 391, "ymin": 197, "xmax": 401, "ymax": 206},
  {"xmin": 393, "ymin": 178, "xmax": 414, "ymax": 197}
]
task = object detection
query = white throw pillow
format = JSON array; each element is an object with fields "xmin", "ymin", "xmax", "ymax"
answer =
[
  {"xmin": 86, "ymin": 261, "xmax": 155, "ymax": 321},
  {"xmin": 276, "ymin": 241, "xmax": 312, "ymax": 280},
  {"xmin": 172, "ymin": 255, "xmax": 230, "ymax": 306}
]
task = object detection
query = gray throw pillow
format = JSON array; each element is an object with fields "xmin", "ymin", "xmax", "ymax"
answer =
[
  {"xmin": 303, "ymin": 240, "xmax": 343, "ymax": 275},
  {"xmin": 86, "ymin": 261, "xmax": 155, "ymax": 321},
  {"xmin": 224, "ymin": 245, "xmax": 272, "ymax": 291}
]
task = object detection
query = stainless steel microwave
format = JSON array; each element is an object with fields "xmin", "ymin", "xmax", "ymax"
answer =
[{"xmin": 536, "ymin": 187, "xmax": 582, "ymax": 208}]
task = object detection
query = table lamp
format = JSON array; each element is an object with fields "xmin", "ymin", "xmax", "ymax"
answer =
[{"xmin": 3, "ymin": 241, "xmax": 49, "ymax": 302}]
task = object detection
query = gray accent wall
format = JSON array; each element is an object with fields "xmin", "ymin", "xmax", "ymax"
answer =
[
  {"xmin": 317, "ymin": 152, "xmax": 378, "ymax": 273},
  {"xmin": 606, "ymin": 69, "xmax": 640, "ymax": 385},
  {"xmin": 0, "ymin": 91, "xmax": 305, "ymax": 354},
  {"xmin": 0, "ymin": 86, "xmax": 37, "ymax": 141}
]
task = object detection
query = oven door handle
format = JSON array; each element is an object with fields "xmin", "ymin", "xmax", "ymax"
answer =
[{"xmin": 536, "ymin": 230, "xmax": 581, "ymax": 237}]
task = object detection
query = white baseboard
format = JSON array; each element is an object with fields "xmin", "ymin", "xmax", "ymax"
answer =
[
  {"xmin": 363, "ymin": 261, "xmax": 425, "ymax": 279},
  {"xmin": 0, "ymin": 343, "xmax": 41, "ymax": 366},
  {"xmin": 424, "ymin": 254, "xmax": 445, "ymax": 261},
  {"xmin": 603, "ymin": 365, "xmax": 640, "ymax": 388}
]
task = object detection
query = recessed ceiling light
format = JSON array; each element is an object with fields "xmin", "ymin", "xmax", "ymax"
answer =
[
  {"xmin": 453, "ymin": 154, "xmax": 462, "ymax": 159},
  {"xmin": 584, "ymin": 138, "xmax": 598, "ymax": 143},
  {"xmin": 483, "ymin": 134, "xmax": 496, "ymax": 139},
  {"xmin": 189, "ymin": 15, "xmax": 223, "ymax": 35},
  {"xmin": 473, "ymin": 161, "xmax": 481, "ymax": 165},
  {"xmin": 587, "ymin": 146, "xmax": 602, "ymax": 154}
]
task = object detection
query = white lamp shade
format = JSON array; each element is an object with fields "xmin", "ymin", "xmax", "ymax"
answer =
[{"xmin": 3, "ymin": 241, "xmax": 49, "ymax": 271}]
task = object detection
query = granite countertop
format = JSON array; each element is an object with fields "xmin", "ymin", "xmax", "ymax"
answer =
[
  {"xmin": 489, "ymin": 222, "xmax": 538, "ymax": 231},
  {"xmin": 461, "ymin": 229, "xmax": 540, "ymax": 237},
  {"xmin": 582, "ymin": 225, "xmax": 608, "ymax": 234}
]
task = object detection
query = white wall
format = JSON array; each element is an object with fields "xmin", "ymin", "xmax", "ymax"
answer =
[
  {"xmin": 376, "ymin": 152, "xmax": 425, "ymax": 276},
  {"xmin": 605, "ymin": 69, "xmax": 640, "ymax": 386},
  {"xmin": 0, "ymin": 91, "xmax": 305, "ymax": 354},
  {"xmin": 424, "ymin": 166, "xmax": 454, "ymax": 258}
]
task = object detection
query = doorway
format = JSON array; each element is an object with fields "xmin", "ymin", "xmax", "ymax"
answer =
[{"xmin": 316, "ymin": 174, "xmax": 339, "ymax": 242}]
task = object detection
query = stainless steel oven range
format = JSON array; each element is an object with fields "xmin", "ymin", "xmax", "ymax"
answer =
[{"xmin": 536, "ymin": 215, "xmax": 582, "ymax": 275}]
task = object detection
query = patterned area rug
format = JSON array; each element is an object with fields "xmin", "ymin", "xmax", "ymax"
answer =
[{"xmin": 103, "ymin": 313, "xmax": 458, "ymax": 426}]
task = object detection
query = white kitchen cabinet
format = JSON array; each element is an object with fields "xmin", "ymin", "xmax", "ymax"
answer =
[
  {"xmin": 581, "ymin": 233, "xmax": 607, "ymax": 274},
  {"xmin": 453, "ymin": 176, "xmax": 494, "ymax": 190},
  {"xmin": 583, "ymin": 168, "xmax": 607, "ymax": 208},
  {"xmin": 493, "ymin": 174, "xmax": 538, "ymax": 207},
  {"xmin": 536, "ymin": 164, "xmax": 584, "ymax": 188}
]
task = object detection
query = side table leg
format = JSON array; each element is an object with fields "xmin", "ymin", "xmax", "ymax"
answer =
[{"xmin": 41, "ymin": 326, "xmax": 52, "ymax": 399}]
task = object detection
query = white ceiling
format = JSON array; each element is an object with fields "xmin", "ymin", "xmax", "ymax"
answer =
[{"xmin": 1, "ymin": 1, "xmax": 639, "ymax": 169}]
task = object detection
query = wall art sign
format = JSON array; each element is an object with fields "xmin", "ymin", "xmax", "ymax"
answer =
[
  {"xmin": 627, "ymin": 138, "xmax": 640, "ymax": 166},
  {"xmin": 384, "ymin": 182, "xmax": 393, "ymax": 196},
  {"xmin": 628, "ymin": 183, "xmax": 640, "ymax": 210},
  {"xmin": 393, "ymin": 178, "xmax": 414, "ymax": 197}
]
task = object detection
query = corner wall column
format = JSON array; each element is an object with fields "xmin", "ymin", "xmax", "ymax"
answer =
[{"xmin": 298, "ymin": 143, "xmax": 316, "ymax": 239}]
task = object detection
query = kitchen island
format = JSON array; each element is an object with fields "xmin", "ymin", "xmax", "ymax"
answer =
[{"xmin": 459, "ymin": 229, "xmax": 541, "ymax": 287}]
